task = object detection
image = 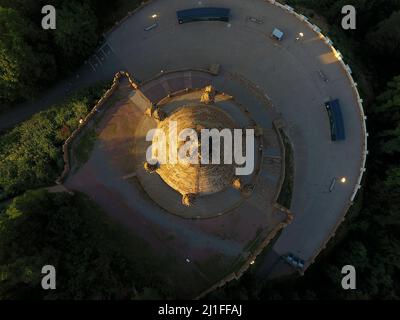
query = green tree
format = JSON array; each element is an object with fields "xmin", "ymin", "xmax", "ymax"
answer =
[
  {"xmin": 367, "ymin": 11, "xmax": 400, "ymax": 60},
  {"xmin": 0, "ymin": 190, "xmax": 169, "ymax": 299},
  {"xmin": 372, "ymin": 76, "xmax": 400, "ymax": 154},
  {"xmin": 0, "ymin": 7, "xmax": 56, "ymax": 104},
  {"xmin": 0, "ymin": 83, "xmax": 106, "ymax": 198},
  {"xmin": 54, "ymin": 1, "xmax": 98, "ymax": 69}
]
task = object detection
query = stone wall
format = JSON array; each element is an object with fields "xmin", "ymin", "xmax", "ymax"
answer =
[
  {"xmin": 195, "ymin": 218, "xmax": 291, "ymax": 300},
  {"xmin": 56, "ymin": 71, "xmax": 139, "ymax": 184}
]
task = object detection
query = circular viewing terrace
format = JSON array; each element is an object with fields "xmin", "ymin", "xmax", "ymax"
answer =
[{"xmin": 60, "ymin": 0, "xmax": 367, "ymax": 298}]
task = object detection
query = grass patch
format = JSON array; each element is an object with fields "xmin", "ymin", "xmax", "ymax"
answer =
[
  {"xmin": 74, "ymin": 128, "xmax": 97, "ymax": 166},
  {"xmin": 277, "ymin": 128, "xmax": 294, "ymax": 208}
]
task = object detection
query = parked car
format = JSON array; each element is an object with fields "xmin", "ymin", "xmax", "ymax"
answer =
[{"xmin": 284, "ymin": 253, "xmax": 305, "ymax": 269}]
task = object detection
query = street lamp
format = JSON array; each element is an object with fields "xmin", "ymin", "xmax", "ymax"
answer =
[{"xmin": 296, "ymin": 32, "xmax": 304, "ymax": 41}]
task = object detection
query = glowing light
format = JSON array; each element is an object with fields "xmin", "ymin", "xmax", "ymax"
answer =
[
  {"xmin": 151, "ymin": 14, "xmax": 158, "ymax": 19},
  {"xmin": 340, "ymin": 177, "xmax": 347, "ymax": 183},
  {"xmin": 250, "ymin": 260, "xmax": 255, "ymax": 265},
  {"xmin": 299, "ymin": 32, "xmax": 304, "ymax": 37}
]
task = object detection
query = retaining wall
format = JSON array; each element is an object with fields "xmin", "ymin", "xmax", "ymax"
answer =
[{"xmin": 56, "ymin": 71, "xmax": 139, "ymax": 184}]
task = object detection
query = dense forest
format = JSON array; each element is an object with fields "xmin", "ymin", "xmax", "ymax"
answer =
[
  {"xmin": 0, "ymin": 0, "xmax": 399, "ymax": 300},
  {"xmin": 0, "ymin": 190, "xmax": 171, "ymax": 299},
  {"xmin": 0, "ymin": 0, "xmax": 139, "ymax": 106}
]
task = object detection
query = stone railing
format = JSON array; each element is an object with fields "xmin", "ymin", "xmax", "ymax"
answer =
[
  {"xmin": 266, "ymin": 0, "xmax": 368, "ymax": 269},
  {"xmin": 56, "ymin": 71, "xmax": 139, "ymax": 184}
]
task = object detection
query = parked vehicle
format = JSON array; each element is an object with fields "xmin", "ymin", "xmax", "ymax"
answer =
[
  {"xmin": 284, "ymin": 253, "xmax": 305, "ymax": 269},
  {"xmin": 324, "ymin": 99, "xmax": 346, "ymax": 141},
  {"xmin": 177, "ymin": 7, "xmax": 230, "ymax": 24}
]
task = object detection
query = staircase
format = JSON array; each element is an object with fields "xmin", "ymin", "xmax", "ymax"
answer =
[{"xmin": 139, "ymin": 71, "xmax": 214, "ymax": 104}]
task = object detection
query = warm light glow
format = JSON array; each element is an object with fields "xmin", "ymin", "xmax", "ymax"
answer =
[
  {"xmin": 340, "ymin": 177, "xmax": 347, "ymax": 183},
  {"xmin": 250, "ymin": 260, "xmax": 255, "ymax": 265},
  {"xmin": 151, "ymin": 14, "xmax": 158, "ymax": 19},
  {"xmin": 318, "ymin": 52, "xmax": 338, "ymax": 65},
  {"xmin": 299, "ymin": 32, "xmax": 304, "ymax": 37}
]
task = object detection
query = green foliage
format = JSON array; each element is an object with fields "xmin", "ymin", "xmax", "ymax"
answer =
[
  {"xmin": 0, "ymin": 83, "xmax": 106, "ymax": 198},
  {"xmin": 75, "ymin": 128, "xmax": 97, "ymax": 165},
  {"xmin": 0, "ymin": 7, "xmax": 56, "ymax": 104},
  {"xmin": 372, "ymin": 76, "xmax": 400, "ymax": 155},
  {"xmin": 0, "ymin": 190, "xmax": 169, "ymax": 299},
  {"xmin": 0, "ymin": 0, "xmax": 140, "ymax": 106},
  {"xmin": 54, "ymin": 1, "xmax": 98, "ymax": 69},
  {"xmin": 367, "ymin": 11, "xmax": 400, "ymax": 60}
]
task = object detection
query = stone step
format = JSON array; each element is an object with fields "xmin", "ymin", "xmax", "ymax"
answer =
[{"xmin": 140, "ymin": 71, "xmax": 214, "ymax": 103}]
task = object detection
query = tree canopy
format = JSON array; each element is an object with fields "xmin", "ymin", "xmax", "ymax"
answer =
[
  {"xmin": 367, "ymin": 11, "xmax": 400, "ymax": 60},
  {"xmin": 0, "ymin": 190, "xmax": 170, "ymax": 299},
  {"xmin": 54, "ymin": 1, "xmax": 98, "ymax": 69},
  {"xmin": 0, "ymin": 0, "xmax": 112, "ymax": 106},
  {"xmin": 0, "ymin": 7, "xmax": 56, "ymax": 104},
  {"xmin": 0, "ymin": 83, "xmax": 106, "ymax": 198}
]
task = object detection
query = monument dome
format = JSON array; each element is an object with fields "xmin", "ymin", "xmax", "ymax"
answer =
[{"xmin": 152, "ymin": 104, "xmax": 237, "ymax": 197}]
